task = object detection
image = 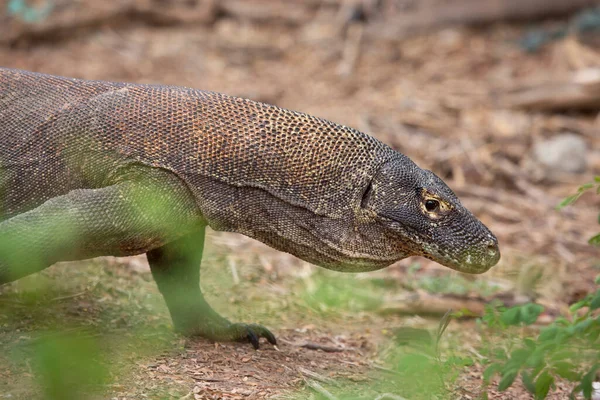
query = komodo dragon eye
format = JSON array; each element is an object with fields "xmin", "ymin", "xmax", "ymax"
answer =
[{"xmin": 424, "ymin": 199, "xmax": 440, "ymax": 212}]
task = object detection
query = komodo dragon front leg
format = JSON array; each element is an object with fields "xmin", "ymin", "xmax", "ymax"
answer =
[
  {"xmin": 147, "ymin": 230, "xmax": 277, "ymax": 349},
  {"xmin": 0, "ymin": 166, "xmax": 275, "ymax": 348}
]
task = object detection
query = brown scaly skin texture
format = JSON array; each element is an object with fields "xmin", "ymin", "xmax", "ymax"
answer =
[{"xmin": 0, "ymin": 68, "xmax": 500, "ymax": 348}]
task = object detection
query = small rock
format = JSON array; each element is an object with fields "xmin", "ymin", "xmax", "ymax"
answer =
[
  {"xmin": 532, "ymin": 133, "xmax": 588, "ymax": 178},
  {"xmin": 593, "ymin": 382, "xmax": 600, "ymax": 400}
]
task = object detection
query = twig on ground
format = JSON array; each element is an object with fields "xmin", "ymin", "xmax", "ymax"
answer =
[
  {"xmin": 301, "ymin": 342, "xmax": 345, "ymax": 353},
  {"xmin": 192, "ymin": 376, "xmax": 226, "ymax": 382},
  {"xmin": 50, "ymin": 291, "xmax": 88, "ymax": 302}
]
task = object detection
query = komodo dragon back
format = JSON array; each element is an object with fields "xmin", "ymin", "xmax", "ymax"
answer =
[{"xmin": 0, "ymin": 68, "xmax": 500, "ymax": 274}]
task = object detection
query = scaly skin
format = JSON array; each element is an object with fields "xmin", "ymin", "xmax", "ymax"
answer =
[{"xmin": 0, "ymin": 68, "xmax": 500, "ymax": 348}]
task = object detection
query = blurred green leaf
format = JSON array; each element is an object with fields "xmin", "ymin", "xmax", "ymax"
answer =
[
  {"xmin": 526, "ymin": 349, "xmax": 545, "ymax": 369},
  {"xmin": 574, "ymin": 318, "xmax": 594, "ymax": 334},
  {"xmin": 500, "ymin": 307, "xmax": 521, "ymax": 326},
  {"xmin": 522, "ymin": 371, "xmax": 536, "ymax": 394},
  {"xmin": 580, "ymin": 364, "xmax": 600, "ymax": 399},
  {"xmin": 590, "ymin": 290, "xmax": 600, "ymax": 310},
  {"xmin": 447, "ymin": 355, "xmax": 474, "ymax": 367},
  {"xmin": 501, "ymin": 304, "xmax": 543, "ymax": 326},
  {"xmin": 483, "ymin": 363, "xmax": 502, "ymax": 383},
  {"xmin": 34, "ymin": 332, "xmax": 109, "ymax": 400},
  {"xmin": 589, "ymin": 233, "xmax": 600, "ymax": 247},
  {"xmin": 557, "ymin": 180, "xmax": 599, "ymax": 209},
  {"xmin": 538, "ymin": 326, "xmax": 558, "ymax": 341},
  {"xmin": 557, "ymin": 194, "xmax": 580, "ymax": 209},
  {"xmin": 498, "ymin": 370, "xmax": 518, "ymax": 391},
  {"xmin": 520, "ymin": 304, "xmax": 544, "ymax": 325},
  {"xmin": 553, "ymin": 362, "xmax": 579, "ymax": 381},
  {"xmin": 570, "ymin": 299, "xmax": 588, "ymax": 313},
  {"xmin": 507, "ymin": 348, "xmax": 531, "ymax": 369},
  {"xmin": 534, "ymin": 371, "xmax": 553, "ymax": 400},
  {"xmin": 550, "ymin": 349, "xmax": 576, "ymax": 363}
]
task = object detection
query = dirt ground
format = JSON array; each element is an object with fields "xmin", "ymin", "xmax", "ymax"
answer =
[{"xmin": 0, "ymin": 1, "xmax": 599, "ymax": 399}]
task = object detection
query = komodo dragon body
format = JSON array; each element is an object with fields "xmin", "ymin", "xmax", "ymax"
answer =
[{"xmin": 0, "ymin": 68, "xmax": 500, "ymax": 348}]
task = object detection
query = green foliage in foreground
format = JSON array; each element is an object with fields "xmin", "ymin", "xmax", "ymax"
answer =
[
  {"xmin": 287, "ymin": 310, "xmax": 476, "ymax": 400},
  {"xmin": 475, "ymin": 181, "xmax": 600, "ymax": 399},
  {"xmin": 30, "ymin": 333, "xmax": 109, "ymax": 400},
  {"xmin": 557, "ymin": 176, "xmax": 600, "ymax": 247},
  {"xmin": 293, "ymin": 289, "xmax": 599, "ymax": 400},
  {"xmin": 480, "ymin": 277, "xmax": 600, "ymax": 400},
  {"xmin": 1, "ymin": 177, "xmax": 599, "ymax": 399}
]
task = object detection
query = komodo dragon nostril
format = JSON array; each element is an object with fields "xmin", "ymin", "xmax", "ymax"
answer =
[{"xmin": 486, "ymin": 241, "xmax": 500, "ymax": 256}]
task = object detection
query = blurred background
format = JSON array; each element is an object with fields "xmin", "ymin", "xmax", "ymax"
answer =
[{"xmin": 1, "ymin": 1, "xmax": 600, "ymax": 399}]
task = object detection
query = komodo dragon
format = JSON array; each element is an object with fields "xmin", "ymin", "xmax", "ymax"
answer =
[{"xmin": 0, "ymin": 68, "xmax": 500, "ymax": 348}]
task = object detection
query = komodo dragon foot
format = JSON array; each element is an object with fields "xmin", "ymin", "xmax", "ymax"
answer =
[
  {"xmin": 146, "ymin": 228, "xmax": 277, "ymax": 349},
  {"xmin": 177, "ymin": 318, "xmax": 277, "ymax": 350},
  {"xmin": 218, "ymin": 322, "xmax": 277, "ymax": 349}
]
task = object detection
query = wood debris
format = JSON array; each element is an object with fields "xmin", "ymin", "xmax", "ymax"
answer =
[{"xmin": 499, "ymin": 68, "xmax": 600, "ymax": 111}]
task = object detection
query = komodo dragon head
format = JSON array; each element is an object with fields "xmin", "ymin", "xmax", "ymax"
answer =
[{"xmin": 352, "ymin": 155, "xmax": 500, "ymax": 274}]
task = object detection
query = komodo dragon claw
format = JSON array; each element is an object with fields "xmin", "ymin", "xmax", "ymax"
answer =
[{"xmin": 230, "ymin": 323, "xmax": 277, "ymax": 349}]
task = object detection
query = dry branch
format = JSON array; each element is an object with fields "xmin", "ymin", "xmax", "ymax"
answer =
[
  {"xmin": 0, "ymin": 0, "xmax": 218, "ymax": 46},
  {"xmin": 368, "ymin": 0, "xmax": 600, "ymax": 39},
  {"xmin": 301, "ymin": 342, "xmax": 345, "ymax": 353},
  {"xmin": 499, "ymin": 68, "xmax": 600, "ymax": 111},
  {"xmin": 218, "ymin": 0, "xmax": 315, "ymax": 23}
]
